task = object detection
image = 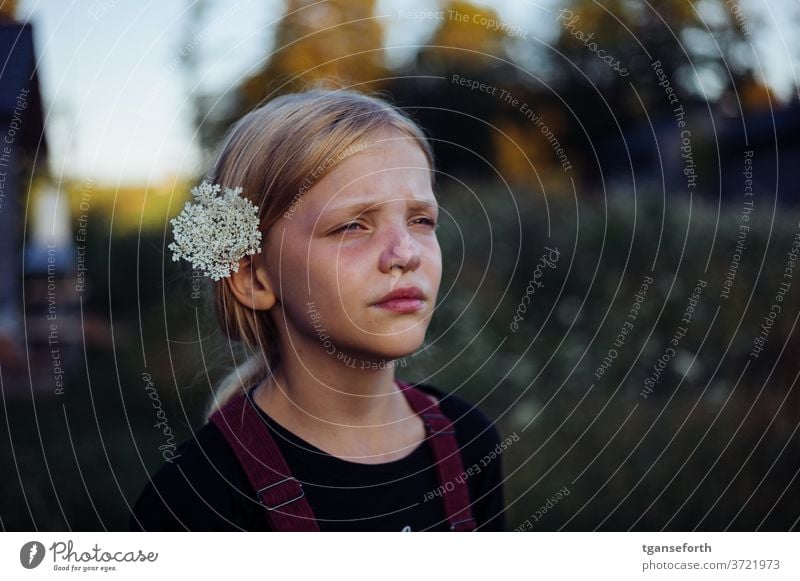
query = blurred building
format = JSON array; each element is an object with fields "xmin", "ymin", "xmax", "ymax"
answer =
[
  {"xmin": 24, "ymin": 179, "xmax": 81, "ymax": 397},
  {"xmin": 601, "ymin": 101, "xmax": 799, "ymax": 204},
  {"xmin": 1, "ymin": 20, "xmax": 80, "ymax": 396}
]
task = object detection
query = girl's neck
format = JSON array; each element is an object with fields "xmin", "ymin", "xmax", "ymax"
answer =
[
  {"xmin": 251, "ymin": 354, "xmax": 427, "ymax": 464},
  {"xmin": 255, "ymin": 354, "xmax": 406, "ymax": 427}
]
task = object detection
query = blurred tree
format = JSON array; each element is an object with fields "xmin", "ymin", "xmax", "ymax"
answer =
[
  {"xmin": 184, "ymin": 0, "xmax": 781, "ymax": 195},
  {"xmin": 415, "ymin": 0, "xmax": 515, "ymax": 73},
  {"xmin": 241, "ymin": 0, "xmax": 386, "ymax": 103},
  {"xmin": 553, "ymin": 0, "xmax": 757, "ymax": 104},
  {"xmin": 548, "ymin": 0, "xmax": 766, "ymax": 194},
  {"xmin": 193, "ymin": 0, "xmax": 387, "ymax": 153},
  {"xmin": 0, "ymin": 0, "xmax": 18, "ymax": 21},
  {"xmin": 730, "ymin": 70, "xmax": 778, "ymax": 112},
  {"xmin": 388, "ymin": 0, "xmax": 531, "ymax": 181}
]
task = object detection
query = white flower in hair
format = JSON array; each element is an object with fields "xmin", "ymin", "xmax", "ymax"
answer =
[{"xmin": 168, "ymin": 180, "xmax": 262, "ymax": 281}]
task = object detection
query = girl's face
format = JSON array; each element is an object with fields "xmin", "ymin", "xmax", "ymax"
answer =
[{"xmin": 264, "ymin": 129, "xmax": 442, "ymax": 363}]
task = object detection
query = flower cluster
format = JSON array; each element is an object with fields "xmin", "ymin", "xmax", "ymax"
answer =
[{"xmin": 168, "ymin": 181, "xmax": 262, "ymax": 280}]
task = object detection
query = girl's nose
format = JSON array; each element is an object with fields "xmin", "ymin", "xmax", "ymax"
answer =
[{"xmin": 379, "ymin": 232, "xmax": 421, "ymax": 274}]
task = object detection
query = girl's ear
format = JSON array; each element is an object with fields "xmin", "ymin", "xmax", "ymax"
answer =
[{"xmin": 226, "ymin": 253, "xmax": 277, "ymax": 311}]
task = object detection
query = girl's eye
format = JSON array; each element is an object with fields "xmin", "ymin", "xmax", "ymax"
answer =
[
  {"xmin": 331, "ymin": 218, "xmax": 438, "ymax": 235},
  {"xmin": 413, "ymin": 217, "xmax": 439, "ymax": 229},
  {"xmin": 332, "ymin": 222, "xmax": 365, "ymax": 234}
]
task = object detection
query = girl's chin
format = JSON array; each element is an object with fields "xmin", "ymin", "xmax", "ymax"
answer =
[{"xmin": 346, "ymin": 337, "xmax": 424, "ymax": 361}]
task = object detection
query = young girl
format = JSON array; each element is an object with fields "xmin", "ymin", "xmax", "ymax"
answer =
[{"xmin": 130, "ymin": 88, "xmax": 506, "ymax": 531}]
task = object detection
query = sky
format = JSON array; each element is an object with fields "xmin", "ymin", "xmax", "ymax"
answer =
[{"xmin": 14, "ymin": 0, "xmax": 800, "ymax": 185}]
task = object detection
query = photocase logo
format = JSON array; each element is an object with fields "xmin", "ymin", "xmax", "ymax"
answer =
[{"xmin": 19, "ymin": 541, "xmax": 46, "ymax": 569}]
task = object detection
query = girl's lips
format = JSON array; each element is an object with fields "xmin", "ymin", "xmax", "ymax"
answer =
[{"xmin": 373, "ymin": 298, "xmax": 424, "ymax": 313}]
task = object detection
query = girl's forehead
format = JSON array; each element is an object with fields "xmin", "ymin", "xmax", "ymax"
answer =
[
  {"xmin": 302, "ymin": 141, "xmax": 434, "ymax": 214},
  {"xmin": 328, "ymin": 135, "xmax": 429, "ymax": 180}
]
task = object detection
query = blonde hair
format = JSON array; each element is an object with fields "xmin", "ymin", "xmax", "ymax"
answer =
[{"xmin": 204, "ymin": 87, "xmax": 434, "ymax": 417}]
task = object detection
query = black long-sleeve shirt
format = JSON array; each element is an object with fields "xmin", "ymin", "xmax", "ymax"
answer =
[{"xmin": 129, "ymin": 382, "xmax": 506, "ymax": 531}]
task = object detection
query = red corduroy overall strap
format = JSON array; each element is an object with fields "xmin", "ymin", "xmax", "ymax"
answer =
[{"xmin": 209, "ymin": 379, "xmax": 477, "ymax": 531}]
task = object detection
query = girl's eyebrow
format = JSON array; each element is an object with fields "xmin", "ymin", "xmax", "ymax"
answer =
[{"xmin": 326, "ymin": 199, "xmax": 439, "ymax": 216}]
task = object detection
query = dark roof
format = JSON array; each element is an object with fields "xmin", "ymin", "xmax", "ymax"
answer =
[{"xmin": 0, "ymin": 22, "xmax": 47, "ymax": 160}]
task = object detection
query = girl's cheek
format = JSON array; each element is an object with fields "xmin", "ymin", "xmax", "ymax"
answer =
[
  {"xmin": 331, "ymin": 243, "xmax": 368, "ymax": 268},
  {"xmin": 319, "ymin": 250, "xmax": 362, "ymax": 287},
  {"xmin": 424, "ymin": 242, "xmax": 442, "ymax": 265}
]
